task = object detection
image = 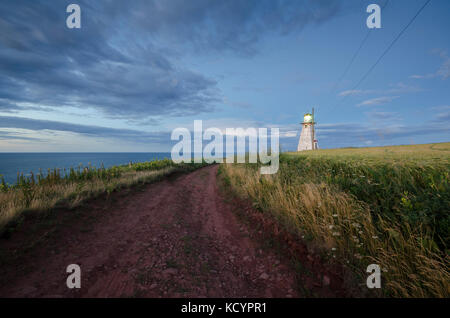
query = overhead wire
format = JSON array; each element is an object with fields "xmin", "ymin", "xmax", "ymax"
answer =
[{"xmin": 328, "ymin": 0, "xmax": 432, "ymax": 113}]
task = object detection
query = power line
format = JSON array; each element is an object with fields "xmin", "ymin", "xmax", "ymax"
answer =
[
  {"xmin": 331, "ymin": 30, "xmax": 371, "ymax": 93},
  {"xmin": 349, "ymin": 0, "xmax": 431, "ymax": 93},
  {"xmin": 330, "ymin": 0, "xmax": 432, "ymax": 112},
  {"xmin": 330, "ymin": 0, "xmax": 390, "ymax": 95}
]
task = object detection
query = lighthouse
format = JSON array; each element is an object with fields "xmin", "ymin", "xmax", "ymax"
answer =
[{"xmin": 297, "ymin": 108, "xmax": 318, "ymax": 151}]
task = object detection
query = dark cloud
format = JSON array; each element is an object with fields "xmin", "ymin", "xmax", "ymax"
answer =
[
  {"xmin": 0, "ymin": 130, "xmax": 45, "ymax": 142},
  {"xmin": 0, "ymin": 116, "xmax": 170, "ymax": 144},
  {"xmin": 433, "ymin": 110, "xmax": 450, "ymax": 123},
  {"xmin": 3, "ymin": 112, "xmax": 448, "ymax": 151},
  {"xmin": 0, "ymin": 0, "xmax": 341, "ymax": 122},
  {"xmin": 124, "ymin": 0, "xmax": 342, "ymax": 55}
]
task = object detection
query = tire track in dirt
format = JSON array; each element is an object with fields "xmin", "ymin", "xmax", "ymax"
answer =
[{"xmin": 0, "ymin": 165, "xmax": 301, "ymax": 298}]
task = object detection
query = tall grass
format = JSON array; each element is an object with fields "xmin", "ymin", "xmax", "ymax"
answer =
[
  {"xmin": 220, "ymin": 143, "xmax": 450, "ymax": 297},
  {"xmin": 0, "ymin": 159, "xmax": 207, "ymax": 233}
]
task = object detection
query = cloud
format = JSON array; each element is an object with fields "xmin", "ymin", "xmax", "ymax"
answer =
[
  {"xmin": 436, "ymin": 52, "xmax": 450, "ymax": 79},
  {"xmin": 314, "ymin": 121, "xmax": 449, "ymax": 148},
  {"xmin": 365, "ymin": 111, "xmax": 401, "ymax": 121},
  {"xmin": 338, "ymin": 83, "xmax": 421, "ymax": 98},
  {"xmin": 281, "ymin": 131, "xmax": 298, "ymax": 138},
  {"xmin": 0, "ymin": 0, "xmax": 342, "ymax": 122},
  {"xmin": 385, "ymin": 82, "xmax": 422, "ymax": 94},
  {"xmin": 278, "ymin": 107, "xmax": 450, "ymax": 150},
  {"xmin": 0, "ymin": 115, "xmax": 304, "ymax": 153},
  {"xmin": 432, "ymin": 106, "xmax": 450, "ymax": 124},
  {"xmin": 0, "ymin": 115, "xmax": 289, "ymax": 144},
  {"xmin": 431, "ymin": 105, "xmax": 450, "ymax": 111},
  {"xmin": 0, "ymin": 116, "xmax": 170, "ymax": 144},
  {"xmin": 409, "ymin": 74, "xmax": 433, "ymax": 79},
  {"xmin": 338, "ymin": 90, "xmax": 367, "ymax": 97},
  {"xmin": 410, "ymin": 50, "xmax": 450, "ymax": 80},
  {"xmin": 357, "ymin": 96, "xmax": 399, "ymax": 107},
  {"xmin": 124, "ymin": 0, "xmax": 342, "ymax": 55},
  {"xmin": 434, "ymin": 112, "xmax": 450, "ymax": 123},
  {"xmin": 0, "ymin": 130, "xmax": 46, "ymax": 142},
  {"xmin": 3, "ymin": 113, "xmax": 448, "ymax": 152},
  {"xmin": 320, "ymin": 105, "xmax": 450, "ymax": 146},
  {"xmin": 222, "ymin": 97, "xmax": 253, "ymax": 109}
]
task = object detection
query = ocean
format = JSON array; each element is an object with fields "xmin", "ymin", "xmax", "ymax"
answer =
[{"xmin": 0, "ymin": 153, "xmax": 171, "ymax": 184}]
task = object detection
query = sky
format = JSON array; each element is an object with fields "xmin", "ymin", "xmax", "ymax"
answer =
[{"xmin": 0, "ymin": 0, "xmax": 449, "ymax": 152}]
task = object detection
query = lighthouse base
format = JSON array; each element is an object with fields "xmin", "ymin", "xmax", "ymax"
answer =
[{"xmin": 297, "ymin": 124, "xmax": 317, "ymax": 151}]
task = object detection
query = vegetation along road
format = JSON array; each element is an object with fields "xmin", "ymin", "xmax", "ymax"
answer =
[{"xmin": 0, "ymin": 165, "xmax": 343, "ymax": 297}]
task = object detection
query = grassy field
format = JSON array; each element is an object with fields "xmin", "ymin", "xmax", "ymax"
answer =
[
  {"xmin": 220, "ymin": 142, "xmax": 450, "ymax": 297},
  {"xmin": 0, "ymin": 159, "xmax": 208, "ymax": 235}
]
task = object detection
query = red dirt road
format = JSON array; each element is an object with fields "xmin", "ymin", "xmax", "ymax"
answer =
[{"xmin": 0, "ymin": 165, "xmax": 303, "ymax": 298}]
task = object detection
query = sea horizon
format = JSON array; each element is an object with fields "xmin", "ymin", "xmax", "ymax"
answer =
[{"xmin": 0, "ymin": 152, "xmax": 172, "ymax": 184}]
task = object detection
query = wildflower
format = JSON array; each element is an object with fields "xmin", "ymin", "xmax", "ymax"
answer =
[
  {"xmin": 332, "ymin": 232, "xmax": 340, "ymax": 236},
  {"xmin": 328, "ymin": 225, "xmax": 333, "ymax": 229},
  {"xmin": 331, "ymin": 247, "xmax": 336, "ymax": 251},
  {"xmin": 372, "ymin": 235, "xmax": 378, "ymax": 239}
]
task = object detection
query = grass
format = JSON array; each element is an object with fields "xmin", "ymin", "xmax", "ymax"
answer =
[
  {"xmin": 0, "ymin": 158, "xmax": 208, "ymax": 235},
  {"xmin": 219, "ymin": 142, "xmax": 450, "ymax": 297}
]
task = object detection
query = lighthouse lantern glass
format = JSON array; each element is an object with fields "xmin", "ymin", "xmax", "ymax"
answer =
[{"xmin": 304, "ymin": 114, "xmax": 313, "ymax": 123}]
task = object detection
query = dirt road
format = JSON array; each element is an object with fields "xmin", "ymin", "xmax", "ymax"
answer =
[{"xmin": 0, "ymin": 165, "xmax": 303, "ymax": 298}]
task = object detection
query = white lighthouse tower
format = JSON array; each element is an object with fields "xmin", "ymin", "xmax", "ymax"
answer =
[{"xmin": 297, "ymin": 108, "xmax": 318, "ymax": 151}]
